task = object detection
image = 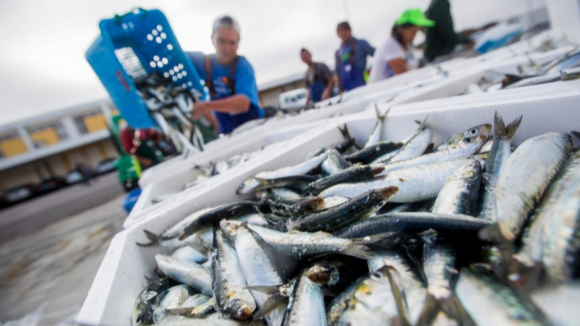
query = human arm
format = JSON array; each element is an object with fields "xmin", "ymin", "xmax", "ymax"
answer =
[
  {"xmin": 319, "ymin": 63, "xmax": 334, "ymax": 100},
  {"xmin": 362, "ymin": 40, "xmax": 376, "ymax": 57},
  {"xmin": 387, "ymin": 58, "xmax": 408, "ymax": 75},
  {"xmin": 192, "ymin": 95, "xmax": 251, "ymax": 119},
  {"xmin": 135, "ymin": 155, "xmax": 153, "ymax": 168},
  {"xmin": 334, "ymin": 55, "xmax": 344, "ymax": 92}
]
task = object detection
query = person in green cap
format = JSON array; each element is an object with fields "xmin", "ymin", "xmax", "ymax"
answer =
[{"xmin": 369, "ymin": 8, "xmax": 434, "ymax": 83}]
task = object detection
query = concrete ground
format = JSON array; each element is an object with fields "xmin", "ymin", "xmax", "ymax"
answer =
[
  {"xmin": 0, "ymin": 173, "xmax": 124, "ymax": 245},
  {"xmin": 0, "ymin": 175, "xmax": 128, "ymax": 325}
]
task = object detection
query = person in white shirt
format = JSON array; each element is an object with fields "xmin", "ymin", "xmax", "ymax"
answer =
[{"xmin": 369, "ymin": 9, "xmax": 435, "ymax": 83}]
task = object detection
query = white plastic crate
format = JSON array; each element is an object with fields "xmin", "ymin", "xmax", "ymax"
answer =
[{"xmin": 78, "ymin": 79, "xmax": 580, "ymax": 326}]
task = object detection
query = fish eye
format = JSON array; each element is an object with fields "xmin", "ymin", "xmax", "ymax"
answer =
[
  {"xmin": 469, "ymin": 129, "xmax": 478, "ymax": 135},
  {"xmin": 371, "ymin": 271, "xmax": 383, "ymax": 279},
  {"xmin": 464, "ymin": 138, "xmax": 472, "ymax": 143}
]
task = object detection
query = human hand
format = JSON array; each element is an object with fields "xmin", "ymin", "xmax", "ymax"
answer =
[
  {"xmin": 322, "ymin": 89, "xmax": 331, "ymax": 100},
  {"xmin": 140, "ymin": 158, "xmax": 153, "ymax": 168},
  {"xmin": 192, "ymin": 102, "xmax": 209, "ymax": 120}
]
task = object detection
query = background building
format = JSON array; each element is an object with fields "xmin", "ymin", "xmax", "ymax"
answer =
[
  {"xmin": 0, "ymin": 73, "xmax": 311, "ymax": 194},
  {"xmin": 258, "ymin": 72, "xmax": 305, "ymax": 108},
  {"xmin": 0, "ymin": 100, "xmax": 119, "ymax": 192}
]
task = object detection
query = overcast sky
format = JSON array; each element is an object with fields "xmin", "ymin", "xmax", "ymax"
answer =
[{"xmin": 0, "ymin": 0, "xmax": 545, "ymax": 125}]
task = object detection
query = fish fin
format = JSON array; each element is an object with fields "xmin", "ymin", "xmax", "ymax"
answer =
[
  {"xmin": 571, "ymin": 131, "xmax": 580, "ymax": 142},
  {"xmin": 439, "ymin": 294, "xmax": 476, "ymax": 326},
  {"xmin": 136, "ymin": 230, "xmax": 161, "ymax": 247},
  {"xmin": 244, "ymin": 285, "xmax": 283, "ymax": 295},
  {"xmin": 416, "ymin": 294, "xmax": 442, "ymax": 326},
  {"xmin": 252, "ymin": 294, "xmax": 288, "ymax": 321},
  {"xmin": 414, "ymin": 115, "xmax": 430, "ymax": 129},
  {"xmin": 188, "ymin": 233, "xmax": 212, "ymax": 255},
  {"xmin": 342, "ymin": 242, "xmax": 373, "ymax": 259},
  {"xmin": 383, "ymin": 266, "xmax": 412, "ymax": 326},
  {"xmin": 494, "ymin": 111, "xmax": 522, "ymax": 140}
]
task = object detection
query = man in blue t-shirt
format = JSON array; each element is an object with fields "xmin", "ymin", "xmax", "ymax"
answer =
[
  {"xmin": 188, "ymin": 16, "xmax": 264, "ymax": 135},
  {"xmin": 334, "ymin": 22, "xmax": 375, "ymax": 92}
]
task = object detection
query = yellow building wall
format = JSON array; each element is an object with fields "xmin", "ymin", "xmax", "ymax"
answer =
[
  {"xmin": 30, "ymin": 128, "xmax": 60, "ymax": 147},
  {"xmin": 0, "ymin": 137, "xmax": 28, "ymax": 157},
  {"xmin": 84, "ymin": 114, "xmax": 107, "ymax": 133}
]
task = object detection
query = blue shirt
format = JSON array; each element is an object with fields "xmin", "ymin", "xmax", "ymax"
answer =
[
  {"xmin": 187, "ymin": 52, "xmax": 264, "ymax": 134},
  {"xmin": 335, "ymin": 37, "xmax": 375, "ymax": 73}
]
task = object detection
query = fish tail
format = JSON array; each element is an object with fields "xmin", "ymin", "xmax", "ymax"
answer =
[
  {"xmin": 375, "ymin": 103, "xmax": 390, "ymax": 122},
  {"xmin": 338, "ymin": 124, "xmax": 352, "ymax": 140},
  {"xmin": 251, "ymin": 294, "xmax": 288, "ymax": 321},
  {"xmin": 343, "ymin": 242, "xmax": 373, "ymax": 259},
  {"xmin": 571, "ymin": 131, "xmax": 580, "ymax": 141},
  {"xmin": 439, "ymin": 294, "xmax": 476, "ymax": 326},
  {"xmin": 383, "ymin": 266, "xmax": 412, "ymax": 326},
  {"xmin": 494, "ymin": 111, "xmax": 522, "ymax": 140},
  {"xmin": 136, "ymin": 230, "xmax": 161, "ymax": 247},
  {"xmin": 417, "ymin": 293, "xmax": 475, "ymax": 326},
  {"xmin": 416, "ymin": 294, "xmax": 441, "ymax": 326}
]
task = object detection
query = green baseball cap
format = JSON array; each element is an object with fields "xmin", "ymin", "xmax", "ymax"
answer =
[{"xmin": 396, "ymin": 8, "xmax": 435, "ymax": 27}]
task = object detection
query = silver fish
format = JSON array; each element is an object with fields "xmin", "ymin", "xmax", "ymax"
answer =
[
  {"xmin": 375, "ymin": 134, "xmax": 488, "ymax": 175},
  {"xmin": 455, "ymin": 266, "xmax": 549, "ymax": 325},
  {"xmin": 363, "ymin": 105, "xmax": 389, "ymax": 148},
  {"xmin": 321, "ymin": 149, "xmax": 351, "ymax": 175},
  {"xmin": 369, "ymin": 250, "xmax": 427, "ymax": 324},
  {"xmin": 181, "ymin": 294, "xmax": 211, "ymax": 308},
  {"xmin": 155, "ymin": 254, "xmax": 213, "ymax": 296},
  {"xmin": 517, "ymin": 150, "xmax": 580, "ymax": 282},
  {"xmin": 282, "ymin": 266, "xmax": 327, "ymax": 326},
  {"xmin": 171, "ymin": 246, "xmax": 207, "ymax": 264},
  {"xmin": 132, "ymin": 278, "xmax": 171, "ymax": 326},
  {"xmin": 211, "ymin": 229, "xmax": 256, "ymax": 320},
  {"xmin": 320, "ymin": 159, "xmax": 472, "ymax": 202},
  {"xmin": 482, "ymin": 132, "xmax": 572, "ymax": 242},
  {"xmin": 230, "ymin": 224, "xmax": 286, "ymax": 326},
  {"xmin": 328, "ymin": 266, "xmax": 404, "ymax": 326},
  {"xmin": 372, "ymin": 116, "xmax": 432, "ymax": 164},
  {"xmin": 221, "ymin": 220, "xmax": 374, "ymax": 259},
  {"xmin": 479, "ymin": 112, "xmax": 522, "ymax": 220},
  {"xmin": 436, "ymin": 124, "xmax": 492, "ymax": 152},
  {"xmin": 237, "ymin": 151, "xmax": 329, "ymax": 194}
]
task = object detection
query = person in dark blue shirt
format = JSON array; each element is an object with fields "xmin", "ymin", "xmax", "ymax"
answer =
[
  {"xmin": 300, "ymin": 48, "xmax": 334, "ymax": 104},
  {"xmin": 188, "ymin": 16, "xmax": 264, "ymax": 135},
  {"xmin": 335, "ymin": 22, "xmax": 376, "ymax": 92}
]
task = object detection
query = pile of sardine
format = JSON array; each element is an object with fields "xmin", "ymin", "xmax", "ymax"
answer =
[
  {"xmin": 133, "ymin": 110, "xmax": 579, "ymax": 326},
  {"xmin": 135, "ymin": 73, "xmax": 210, "ymax": 152},
  {"xmin": 152, "ymin": 149, "xmax": 268, "ymax": 205},
  {"xmin": 464, "ymin": 50, "xmax": 580, "ymax": 94}
]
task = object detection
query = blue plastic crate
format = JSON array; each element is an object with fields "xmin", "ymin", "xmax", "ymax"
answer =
[{"xmin": 86, "ymin": 8, "xmax": 206, "ymax": 128}]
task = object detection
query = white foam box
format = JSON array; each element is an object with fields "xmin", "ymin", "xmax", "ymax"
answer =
[
  {"xmin": 130, "ymin": 43, "xmax": 574, "ymax": 226},
  {"xmin": 77, "ymin": 78, "xmax": 580, "ymax": 326},
  {"xmin": 128, "ymin": 120, "xmax": 335, "ymax": 226}
]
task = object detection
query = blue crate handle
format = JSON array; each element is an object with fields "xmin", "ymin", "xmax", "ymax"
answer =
[{"xmin": 86, "ymin": 8, "xmax": 207, "ymax": 129}]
